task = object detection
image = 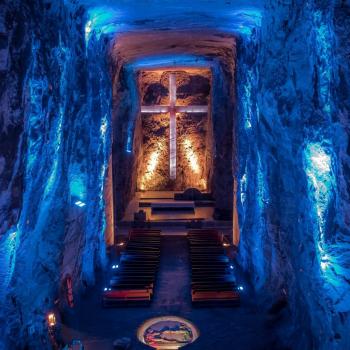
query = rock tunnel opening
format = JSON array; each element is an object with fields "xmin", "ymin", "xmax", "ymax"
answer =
[
  {"xmin": 109, "ymin": 31, "xmax": 238, "ymax": 227},
  {"xmin": 110, "ymin": 65, "xmax": 237, "ymax": 226}
]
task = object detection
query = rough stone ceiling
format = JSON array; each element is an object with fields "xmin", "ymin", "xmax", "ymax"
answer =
[
  {"xmin": 79, "ymin": 0, "xmax": 264, "ymax": 38},
  {"xmin": 76, "ymin": 0, "xmax": 262, "ymax": 75},
  {"xmin": 111, "ymin": 31, "xmax": 236, "ymax": 69}
]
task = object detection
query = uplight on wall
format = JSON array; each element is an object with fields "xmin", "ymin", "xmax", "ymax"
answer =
[
  {"xmin": 304, "ymin": 142, "xmax": 338, "ymax": 283},
  {"xmin": 74, "ymin": 200, "xmax": 86, "ymax": 208},
  {"xmin": 147, "ymin": 151, "xmax": 160, "ymax": 175},
  {"xmin": 47, "ymin": 312, "xmax": 56, "ymax": 328},
  {"xmin": 140, "ymin": 144, "xmax": 163, "ymax": 190},
  {"xmin": 199, "ymin": 178, "xmax": 207, "ymax": 190},
  {"xmin": 320, "ymin": 260, "xmax": 329, "ymax": 271},
  {"xmin": 183, "ymin": 138, "xmax": 200, "ymax": 174}
]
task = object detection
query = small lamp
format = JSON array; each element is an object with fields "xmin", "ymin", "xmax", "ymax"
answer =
[{"xmin": 47, "ymin": 312, "xmax": 56, "ymax": 328}]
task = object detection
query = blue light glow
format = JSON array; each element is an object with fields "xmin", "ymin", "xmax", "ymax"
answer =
[
  {"xmin": 243, "ymin": 70, "xmax": 253, "ymax": 129},
  {"xmin": 240, "ymin": 65, "xmax": 259, "ymax": 130},
  {"xmin": 69, "ymin": 176, "xmax": 87, "ymax": 200},
  {"xmin": 26, "ymin": 43, "xmax": 49, "ymax": 179},
  {"xmin": 100, "ymin": 117, "xmax": 108, "ymax": 136},
  {"xmin": 2, "ymin": 36, "xmax": 71, "ymax": 309},
  {"xmin": 230, "ymin": 9, "xmax": 262, "ymax": 37},
  {"xmin": 257, "ymin": 151, "xmax": 269, "ymax": 207},
  {"xmin": 128, "ymin": 54, "xmax": 213, "ymax": 70},
  {"xmin": 75, "ymin": 200, "xmax": 86, "ymax": 208},
  {"xmin": 320, "ymin": 259, "xmax": 329, "ymax": 272},
  {"xmin": 304, "ymin": 143, "xmax": 337, "ymax": 279},
  {"xmin": 230, "ymin": 9, "xmax": 262, "ymax": 26},
  {"xmin": 0, "ymin": 227, "xmax": 18, "ymax": 299},
  {"xmin": 126, "ymin": 132, "xmax": 133, "ymax": 153},
  {"xmin": 81, "ymin": 36, "xmax": 112, "ymax": 280},
  {"xmin": 240, "ymin": 172, "xmax": 247, "ymax": 206},
  {"xmin": 313, "ymin": 10, "xmax": 333, "ymax": 117},
  {"xmin": 85, "ymin": 7, "xmax": 121, "ymax": 44},
  {"xmin": 42, "ymin": 40, "xmax": 70, "ymax": 202},
  {"xmin": 82, "ymin": 4, "xmax": 262, "ymax": 39},
  {"xmin": 19, "ymin": 37, "xmax": 68, "ymax": 233},
  {"xmin": 123, "ymin": 66, "xmax": 140, "ymax": 154},
  {"xmin": 237, "ymin": 32, "xmax": 259, "ymax": 133},
  {"xmin": 304, "ymin": 143, "xmax": 333, "ymax": 233}
]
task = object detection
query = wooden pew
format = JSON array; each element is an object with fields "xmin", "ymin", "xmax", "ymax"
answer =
[
  {"xmin": 102, "ymin": 229, "xmax": 161, "ymax": 306},
  {"xmin": 192, "ymin": 290, "xmax": 240, "ymax": 305},
  {"xmin": 188, "ymin": 229, "xmax": 240, "ymax": 306},
  {"xmin": 103, "ymin": 289, "xmax": 151, "ymax": 306},
  {"xmin": 102, "ymin": 229, "xmax": 162, "ymax": 306}
]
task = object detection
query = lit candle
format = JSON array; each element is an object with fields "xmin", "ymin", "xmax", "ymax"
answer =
[{"xmin": 47, "ymin": 312, "xmax": 56, "ymax": 327}]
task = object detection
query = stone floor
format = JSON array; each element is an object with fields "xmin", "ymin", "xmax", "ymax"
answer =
[{"xmin": 62, "ymin": 236, "xmax": 280, "ymax": 349}]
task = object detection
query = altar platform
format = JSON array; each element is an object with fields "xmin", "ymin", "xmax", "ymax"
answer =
[{"xmin": 120, "ymin": 191, "xmax": 216, "ymax": 225}]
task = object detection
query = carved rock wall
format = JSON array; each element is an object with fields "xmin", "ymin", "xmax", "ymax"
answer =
[
  {"xmin": 0, "ymin": 1, "xmax": 112, "ymax": 347},
  {"xmin": 236, "ymin": 1, "xmax": 350, "ymax": 348}
]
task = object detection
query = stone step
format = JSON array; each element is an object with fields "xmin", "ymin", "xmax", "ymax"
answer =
[{"xmin": 151, "ymin": 202, "xmax": 195, "ymax": 213}]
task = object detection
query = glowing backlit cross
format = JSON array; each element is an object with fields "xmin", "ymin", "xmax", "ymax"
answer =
[{"xmin": 141, "ymin": 73, "xmax": 208, "ymax": 180}]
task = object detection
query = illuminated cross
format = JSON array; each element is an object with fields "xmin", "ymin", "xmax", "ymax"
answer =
[{"xmin": 141, "ymin": 73, "xmax": 208, "ymax": 180}]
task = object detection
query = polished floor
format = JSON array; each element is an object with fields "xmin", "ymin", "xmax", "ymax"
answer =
[{"xmin": 62, "ymin": 235, "xmax": 280, "ymax": 349}]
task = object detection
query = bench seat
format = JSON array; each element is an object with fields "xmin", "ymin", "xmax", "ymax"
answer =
[
  {"xmin": 192, "ymin": 290, "xmax": 240, "ymax": 304},
  {"xmin": 103, "ymin": 289, "xmax": 151, "ymax": 305}
]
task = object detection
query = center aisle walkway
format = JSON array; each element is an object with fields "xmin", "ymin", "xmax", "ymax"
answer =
[
  {"xmin": 152, "ymin": 236, "xmax": 191, "ymax": 312},
  {"xmin": 62, "ymin": 232, "xmax": 280, "ymax": 350}
]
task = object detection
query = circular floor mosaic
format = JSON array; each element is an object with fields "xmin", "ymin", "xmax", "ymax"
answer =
[{"xmin": 137, "ymin": 316, "xmax": 199, "ymax": 349}]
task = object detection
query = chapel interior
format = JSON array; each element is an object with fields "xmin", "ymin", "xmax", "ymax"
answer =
[{"xmin": 1, "ymin": 1, "xmax": 350, "ymax": 350}]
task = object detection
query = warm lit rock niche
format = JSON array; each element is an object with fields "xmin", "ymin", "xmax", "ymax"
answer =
[{"xmin": 137, "ymin": 69, "xmax": 212, "ymax": 191}]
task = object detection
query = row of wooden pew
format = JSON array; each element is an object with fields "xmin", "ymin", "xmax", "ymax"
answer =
[
  {"xmin": 188, "ymin": 229, "xmax": 240, "ymax": 305},
  {"xmin": 102, "ymin": 229, "xmax": 161, "ymax": 306}
]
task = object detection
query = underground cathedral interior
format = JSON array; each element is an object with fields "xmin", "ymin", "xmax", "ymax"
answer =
[{"xmin": 0, "ymin": 0, "xmax": 350, "ymax": 349}]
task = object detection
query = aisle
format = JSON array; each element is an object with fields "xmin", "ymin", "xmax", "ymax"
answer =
[
  {"xmin": 62, "ymin": 232, "xmax": 279, "ymax": 350},
  {"xmin": 152, "ymin": 236, "xmax": 191, "ymax": 312}
]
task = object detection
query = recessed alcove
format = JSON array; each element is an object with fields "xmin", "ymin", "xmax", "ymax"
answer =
[
  {"xmin": 110, "ymin": 31, "xmax": 237, "ymax": 223},
  {"xmin": 112, "ymin": 64, "xmax": 235, "ymax": 222},
  {"xmin": 137, "ymin": 68, "xmax": 212, "ymax": 191}
]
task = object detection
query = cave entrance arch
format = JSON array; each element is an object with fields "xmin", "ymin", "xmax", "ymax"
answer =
[{"xmin": 111, "ymin": 63, "xmax": 236, "ymax": 225}]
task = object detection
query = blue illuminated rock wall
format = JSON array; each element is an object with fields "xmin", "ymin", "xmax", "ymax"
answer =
[
  {"xmin": 236, "ymin": 1, "xmax": 350, "ymax": 348},
  {"xmin": 0, "ymin": 0, "xmax": 111, "ymax": 348},
  {"xmin": 0, "ymin": 0, "xmax": 28, "ymax": 236}
]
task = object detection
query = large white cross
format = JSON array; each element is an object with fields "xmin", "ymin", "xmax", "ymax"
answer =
[{"xmin": 141, "ymin": 73, "xmax": 208, "ymax": 180}]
